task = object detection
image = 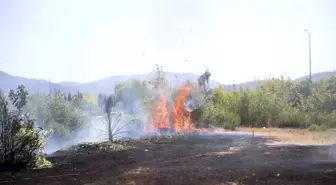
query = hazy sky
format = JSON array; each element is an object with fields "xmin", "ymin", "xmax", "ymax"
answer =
[{"xmin": 0, "ymin": 0, "xmax": 335, "ymax": 84}]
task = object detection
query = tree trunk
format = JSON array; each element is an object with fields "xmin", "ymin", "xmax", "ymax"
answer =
[{"xmin": 107, "ymin": 113, "xmax": 113, "ymax": 141}]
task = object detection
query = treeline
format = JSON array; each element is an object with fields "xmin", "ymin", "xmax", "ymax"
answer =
[{"xmin": 192, "ymin": 76, "xmax": 336, "ymax": 131}]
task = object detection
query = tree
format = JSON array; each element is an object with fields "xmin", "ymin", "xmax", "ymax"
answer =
[
  {"xmin": 201, "ymin": 86, "xmax": 240, "ymax": 130},
  {"xmin": 9, "ymin": 85, "xmax": 28, "ymax": 114},
  {"xmin": 149, "ymin": 64, "xmax": 166, "ymax": 89},
  {"xmin": 114, "ymin": 79, "xmax": 151, "ymax": 114},
  {"xmin": 23, "ymin": 92, "xmax": 88, "ymax": 139},
  {"xmin": 0, "ymin": 87, "xmax": 51, "ymax": 170},
  {"xmin": 197, "ymin": 69, "xmax": 211, "ymax": 93},
  {"xmin": 103, "ymin": 94, "xmax": 137, "ymax": 141},
  {"xmin": 191, "ymin": 74, "xmax": 332, "ymax": 130},
  {"xmin": 105, "ymin": 95, "xmax": 115, "ymax": 141}
]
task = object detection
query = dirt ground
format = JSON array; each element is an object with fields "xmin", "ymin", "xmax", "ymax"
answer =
[{"xmin": 1, "ymin": 129, "xmax": 336, "ymax": 185}]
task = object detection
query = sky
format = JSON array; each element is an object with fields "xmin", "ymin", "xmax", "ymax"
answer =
[{"xmin": 0, "ymin": 0, "xmax": 335, "ymax": 84}]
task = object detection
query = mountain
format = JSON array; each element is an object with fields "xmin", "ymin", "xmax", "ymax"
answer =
[
  {"xmin": 295, "ymin": 71, "xmax": 336, "ymax": 82},
  {"xmin": 0, "ymin": 71, "xmax": 221, "ymax": 95},
  {"xmin": 1, "ymin": 70, "xmax": 335, "ymax": 95},
  {"xmin": 223, "ymin": 71, "xmax": 336, "ymax": 91},
  {"xmin": 0, "ymin": 71, "xmax": 76, "ymax": 95}
]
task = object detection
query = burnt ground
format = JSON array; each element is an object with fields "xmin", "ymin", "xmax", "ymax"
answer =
[{"xmin": 1, "ymin": 133, "xmax": 336, "ymax": 185}]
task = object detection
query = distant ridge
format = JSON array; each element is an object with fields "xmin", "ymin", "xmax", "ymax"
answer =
[
  {"xmin": 0, "ymin": 71, "xmax": 220, "ymax": 95},
  {"xmin": 1, "ymin": 70, "xmax": 335, "ymax": 95}
]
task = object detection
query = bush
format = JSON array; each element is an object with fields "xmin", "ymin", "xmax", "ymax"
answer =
[
  {"xmin": 278, "ymin": 107, "xmax": 304, "ymax": 128},
  {"xmin": 191, "ymin": 107, "xmax": 207, "ymax": 128},
  {"xmin": 194, "ymin": 76, "xmax": 336, "ymax": 130},
  {"xmin": 0, "ymin": 87, "xmax": 51, "ymax": 170},
  {"xmin": 214, "ymin": 110, "xmax": 241, "ymax": 130},
  {"xmin": 203, "ymin": 103, "xmax": 240, "ymax": 130},
  {"xmin": 308, "ymin": 124, "xmax": 321, "ymax": 131}
]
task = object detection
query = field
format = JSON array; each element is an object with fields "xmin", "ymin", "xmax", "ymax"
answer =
[{"xmin": 1, "ymin": 128, "xmax": 336, "ymax": 185}]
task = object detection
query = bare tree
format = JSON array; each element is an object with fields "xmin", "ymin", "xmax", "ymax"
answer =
[
  {"xmin": 103, "ymin": 94, "xmax": 137, "ymax": 141},
  {"xmin": 100, "ymin": 112, "xmax": 137, "ymax": 141},
  {"xmin": 197, "ymin": 69, "xmax": 211, "ymax": 93}
]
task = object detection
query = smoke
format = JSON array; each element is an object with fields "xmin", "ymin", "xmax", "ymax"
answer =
[
  {"xmin": 42, "ymin": 114, "xmax": 150, "ymax": 154},
  {"xmin": 41, "ymin": 81, "xmax": 209, "ymax": 154},
  {"xmin": 41, "ymin": 90, "xmax": 157, "ymax": 154}
]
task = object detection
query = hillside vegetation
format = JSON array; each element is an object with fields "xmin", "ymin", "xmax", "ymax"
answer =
[
  {"xmin": 1, "ymin": 65, "xmax": 336, "ymax": 171},
  {"xmin": 193, "ymin": 75, "xmax": 336, "ymax": 131}
]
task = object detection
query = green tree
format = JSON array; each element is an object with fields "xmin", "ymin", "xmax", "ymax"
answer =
[
  {"xmin": 193, "ymin": 74, "xmax": 336, "ymax": 130},
  {"xmin": 9, "ymin": 85, "xmax": 28, "ymax": 113},
  {"xmin": 24, "ymin": 92, "xmax": 88, "ymax": 139},
  {"xmin": 0, "ymin": 87, "xmax": 51, "ymax": 170}
]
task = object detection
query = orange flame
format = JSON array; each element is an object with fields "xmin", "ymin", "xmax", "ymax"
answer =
[
  {"xmin": 146, "ymin": 88, "xmax": 170, "ymax": 133},
  {"xmin": 146, "ymin": 83, "xmax": 228, "ymax": 135},
  {"xmin": 172, "ymin": 84, "xmax": 192, "ymax": 132}
]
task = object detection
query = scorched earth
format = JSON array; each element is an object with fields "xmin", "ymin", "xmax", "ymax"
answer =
[{"xmin": 1, "ymin": 133, "xmax": 336, "ymax": 185}]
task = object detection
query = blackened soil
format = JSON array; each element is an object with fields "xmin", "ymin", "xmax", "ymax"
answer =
[{"xmin": 1, "ymin": 133, "xmax": 336, "ymax": 185}]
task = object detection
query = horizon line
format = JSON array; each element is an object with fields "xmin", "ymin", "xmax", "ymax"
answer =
[{"xmin": 1, "ymin": 69, "xmax": 335, "ymax": 85}]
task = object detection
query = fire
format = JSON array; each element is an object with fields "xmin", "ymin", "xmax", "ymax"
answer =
[
  {"xmin": 146, "ymin": 84, "xmax": 193, "ymax": 134},
  {"xmin": 146, "ymin": 88, "xmax": 170, "ymax": 133},
  {"xmin": 145, "ymin": 83, "xmax": 227, "ymax": 134},
  {"xmin": 172, "ymin": 84, "xmax": 192, "ymax": 132}
]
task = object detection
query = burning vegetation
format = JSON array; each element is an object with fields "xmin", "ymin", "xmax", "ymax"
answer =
[
  {"xmin": 145, "ymin": 83, "xmax": 225, "ymax": 134},
  {"xmin": 146, "ymin": 84, "xmax": 193, "ymax": 134}
]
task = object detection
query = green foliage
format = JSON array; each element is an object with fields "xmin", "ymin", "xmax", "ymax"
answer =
[
  {"xmin": 192, "ymin": 76, "xmax": 336, "ymax": 130},
  {"xmin": 308, "ymin": 124, "xmax": 320, "ymax": 131},
  {"xmin": 9, "ymin": 85, "xmax": 28, "ymax": 113},
  {"xmin": 193, "ymin": 86, "xmax": 240, "ymax": 130},
  {"xmin": 24, "ymin": 92, "xmax": 89, "ymax": 139},
  {"xmin": 0, "ymin": 86, "xmax": 51, "ymax": 170},
  {"xmin": 204, "ymin": 104, "xmax": 240, "ymax": 130},
  {"xmin": 191, "ymin": 107, "xmax": 206, "ymax": 128}
]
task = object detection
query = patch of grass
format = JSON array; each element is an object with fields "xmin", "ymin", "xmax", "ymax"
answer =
[
  {"xmin": 235, "ymin": 127, "xmax": 336, "ymax": 145},
  {"xmin": 68, "ymin": 141, "xmax": 134, "ymax": 154}
]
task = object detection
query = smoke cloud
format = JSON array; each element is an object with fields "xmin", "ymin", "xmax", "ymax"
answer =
[{"xmin": 41, "ymin": 84, "xmax": 171, "ymax": 154}]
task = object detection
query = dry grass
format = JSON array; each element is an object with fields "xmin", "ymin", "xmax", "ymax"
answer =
[{"xmin": 235, "ymin": 127, "xmax": 336, "ymax": 145}]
